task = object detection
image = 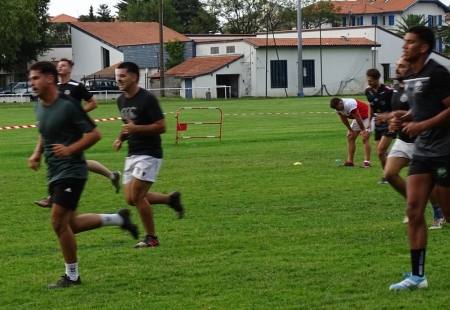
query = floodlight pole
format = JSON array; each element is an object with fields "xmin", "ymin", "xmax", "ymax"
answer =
[
  {"xmin": 159, "ymin": 0, "xmax": 165, "ymax": 97},
  {"xmin": 297, "ymin": 0, "xmax": 304, "ymax": 97}
]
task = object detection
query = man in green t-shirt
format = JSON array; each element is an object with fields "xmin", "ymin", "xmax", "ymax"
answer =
[{"xmin": 27, "ymin": 61, "xmax": 139, "ymax": 289}]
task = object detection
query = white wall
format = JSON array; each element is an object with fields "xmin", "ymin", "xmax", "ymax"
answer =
[
  {"xmin": 195, "ymin": 41, "xmax": 250, "ymax": 57},
  {"xmin": 71, "ymin": 27, "xmax": 124, "ymax": 80},
  {"xmin": 38, "ymin": 46, "xmax": 72, "ymax": 62}
]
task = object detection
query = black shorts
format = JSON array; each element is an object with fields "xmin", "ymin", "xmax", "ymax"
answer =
[
  {"xmin": 408, "ymin": 154, "xmax": 450, "ymax": 187},
  {"xmin": 374, "ymin": 128, "xmax": 397, "ymax": 141},
  {"xmin": 49, "ymin": 178, "xmax": 86, "ymax": 210}
]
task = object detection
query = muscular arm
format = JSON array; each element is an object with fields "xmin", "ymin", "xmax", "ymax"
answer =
[
  {"xmin": 123, "ymin": 118, "xmax": 166, "ymax": 136},
  {"xmin": 352, "ymin": 110, "xmax": 366, "ymax": 131},
  {"xmin": 338, "ymin": 114, "xmax": 352, "ymax": 131},
  {"xmin": 53, "ymin": 127, "xmax": 101, "ymax": 157}
]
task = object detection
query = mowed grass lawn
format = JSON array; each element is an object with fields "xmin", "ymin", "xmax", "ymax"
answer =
[{"xmin": 1, "ymin": 96, "xmax": 450, "ymax": 310}]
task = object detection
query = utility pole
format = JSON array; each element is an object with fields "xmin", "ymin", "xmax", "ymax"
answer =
[
  {"xmin": 297, "ymin": 0, "xmax": 304, "ymax": 97},
  {"xmin": 159, "ymin": 0, "xmax": 165, "ymax": 97}
]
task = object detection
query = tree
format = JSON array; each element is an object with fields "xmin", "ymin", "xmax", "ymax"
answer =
[
  {"xmin": 395, "ymin": 14, "xmax": 428, "ymax": 37},
  {"xmin": 48, "ymin": 23, "xmax": 71, "ymax": 45},
  {"xmin": 188, "ymin": 7, "xmax": 220, "ymax": 34},
  {"xmin": 301, "ymin": 0, "xmax": 341, "ymax": 29},
  {"xmin": 118, "ymin": 0, "xmax": 183, "ymax": 33},
  {"xmin": 97, "ymin": 4, "xmax": 114, "ymax": 21},
  {"xmin": 165, "ymin": 38, "xmax": 185, "ymax": 69},
  {"xmin": 0, "ymin": 0, "xmax": 41, "ymax": 70},
  {"xmin": 170, "ymin": 0, "xmax": 202, "ymax": 33},
  {"xmin": 78, "ymin": 5, "xmax": 97, "ymax": 21}
]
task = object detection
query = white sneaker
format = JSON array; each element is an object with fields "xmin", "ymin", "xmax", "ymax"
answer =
[
  {"xmin": 429, "ymin": 218, "xmax": 446, "ymax": 230},
  {"xmin": 389, "ymin": 274, "xmax": 428, "ymax": 291}
]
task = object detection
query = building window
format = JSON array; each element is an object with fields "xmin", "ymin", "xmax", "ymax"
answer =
[
  {"xmin": 382, "ymin": 16, "xmax": 386, "ymax": 25},
  {"xmin": 270, "ymin": 60, "xmax": 287, "ymax": 88},
  {"xmin": 226, "ymin": 46, "xmax": 235, "ymax": 53},
  {"xmin": 359, "ymin": 16, "xmax": 363, "ymax": 25},
  {"xmin": 371, "ymin": 16, "xmax": 378, "ymax": 25},
  {"xmin": 302, "ymin": 60, "xmax": 315, "ymax": 88},
  {"xmin": 429, "ymin": 15, "xmax": 438, "ymax": 27},
  {"xmin": 101, "ymin": 47, "xmax": 110, "ymax": 68},
  {"xmin": 351, "ymin": 16, "xmax": 356, "ymax": 26},
  {"xmin": 342, "ymin": 17, "xmax": 347, "ymax": 27},
  {"xmin": 211, "ymin": 47, "xmax": 219, "ymax": 54},
  {"xmin": 389, "ymin": 15, "xmax": 394, "ymax": 26}
]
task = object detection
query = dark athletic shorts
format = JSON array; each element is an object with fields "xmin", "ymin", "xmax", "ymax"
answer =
[
  {"xmin": 374, "ymin": 127, "xmax": 397, "ymax": 141},
  {"xmin": 408, "ymin": 154, "xmax": 450, "ymax": 187},
  {"xmin": 49, "ymin": 178, "xmax": 86, "ymax": 210}
]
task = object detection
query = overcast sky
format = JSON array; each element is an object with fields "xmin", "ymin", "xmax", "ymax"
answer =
[{"xmin": 48, "ymin": 0, "xmax": 450, "ymax": 18}]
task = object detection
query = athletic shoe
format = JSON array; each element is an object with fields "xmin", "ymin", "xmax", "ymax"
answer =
[
  {"xmin": 429, "ymin": 218, "xmax": 446, "ymax": 230},
  {"xmin": 117, "ymin": 209, "xmax": 139, "ymax": 239},
  {"xmin": 342, "ymin": 161, "xmax": 354, "ymax": 167},
  {"xmin": 403, "ymin": 216, "xmax": 409, "ymax": 224},
  {"xmin": 111, "ymin": 171, "xmax": 121, "ymax": 194},
  {"xmin": 361, "ymin": 161, "xmax": 371, "ymax": 168},
  {"xmin": 34, "ymin": 196, "xmax": 51, "ymax": 208},
  {"xmin": 47, "ymin": 275, "xmax": 81, "ymax": 289},
  {"xmin": 134, "ymin": 235, "xmax": 160, "ymax": 248},
  {"xmin": 389, "ymin": 274, "xmax": 428, "ymax": 291},
  {"xmin": 378, "ymin": 177, "xmax": 389, "ymax": 184},
  {"xmin": 169, "ymin": 191, "xmax": 185, "ymax": 219}
]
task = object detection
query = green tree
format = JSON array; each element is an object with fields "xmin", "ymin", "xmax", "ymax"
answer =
[
  {"xmin": 188, "ymin": 7, "xmax": 220, "ymax": 33},
  {"xmin": 395, "ymin": 14, "xmax": 428, "ymax": 37},
  {"xmin": 48, "ymin": 23, "xmax": 71, "ymax": 45},
  {"xmin": 119, "ymin": 0, "xmax": 182, "ymax": 33},
  {"xmin": 0, "ymin": 0, "xmax": 41, "ymax": 71},
  {"xmin": 165, "ymin": 38, "xmax": 185, "ymax": 69},
  {"xmin": 78, "ymin": 5, "xmax": 97, "ymax": 21},
  {"xmin": 170, "ymin": 0, "xmax": 203, "ymax": 33},
  {"xmin": 97, "ymin": 4, "xmax": 114, "ymax": 21},
  {"xmin": 301, "ymin": 0, "xmax": 341, "ymax": 29}
]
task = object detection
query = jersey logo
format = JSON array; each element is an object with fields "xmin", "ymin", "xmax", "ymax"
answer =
[
  {"xmin": 121, "ymin": 107, "xmax": 137, "ymax": 120},
  {"xmin": 400, "ymin": 93, "xmax": 408, "ymax": 102},
  {"xmin": 64, "ymin": 90, "xmax": 70, "ymax": 95},
  {"xmin": 414, "ymin": 81, "xmax": 423, "ymax": 93}
]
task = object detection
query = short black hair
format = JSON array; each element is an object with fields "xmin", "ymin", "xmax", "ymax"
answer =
[
  {"xmin": 117, "ymin": 61, "xmax": 140, "ymax": 81},
  {"xmin": 330, "ymin": 97, "xmax": 342, "ymax": 109},
  {"xmin": 59, "ymin": 58, "xmax": 74, "ymax": 67},
  {"xmin": 29, "ymin": 61, "xmax": 58, "ymax": 85},
  {"xmin": 366, "ymin": 68, "xmax": 381, "ymax": 80},
  {"xmin": 407, "ymin": 25, "xmax": 435, "ymax": 55}
]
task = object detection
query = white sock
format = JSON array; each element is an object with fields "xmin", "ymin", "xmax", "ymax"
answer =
[
  {"xmin": 99, "ymin": 214, "xmax": 124, "ymax": 226},
  {"xmin": 109, "ymin": 173, "xmax": 115, "ymax": 180},
  {"xmin": 65, "ymin": 262, "xmax": 79, "ymax": 281}
]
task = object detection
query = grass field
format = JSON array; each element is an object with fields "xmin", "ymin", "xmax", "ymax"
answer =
[{"xmin": 1, "ymin": 96, "xmax": 450, "ymax": 309}]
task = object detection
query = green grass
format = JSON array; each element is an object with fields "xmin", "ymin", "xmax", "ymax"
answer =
[{"xmin": 1, "ymin": 97, "xmax": 449, "ymax": 310}]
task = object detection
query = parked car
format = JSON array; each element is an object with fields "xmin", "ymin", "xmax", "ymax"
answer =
[
  {"xmin": 84, "ymin": 79, "xmax": 120, "ymax": 92},
  {"xmin": 0, "ymin": 82, "xmax": 36, "ymax": 100}
]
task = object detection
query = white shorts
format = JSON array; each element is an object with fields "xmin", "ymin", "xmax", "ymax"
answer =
[
  {"xmin": 350, "ymin": 118, "xmax": 374, "ymax": 132},
  {"xmin": 123, "ymin": 155, "xmax": 162, "ymax": 184},
  {"xmin": 387, "ymin": 139, "xmax": 414, "ymax": 160}
]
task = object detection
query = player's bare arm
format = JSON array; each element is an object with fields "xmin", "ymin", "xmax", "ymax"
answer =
[
  {"xmin": 28, "ymin": 135, "xmax": 43, "ymax": 170},
  {"xmin": 338, "ymin": 114, "xmax": 352, "ymax": 131},
  {"xmin": 83, "ymin": 97, "xmax": 98, "ymax": 113},
  {"xmin": 52, "ymin": 127, "xmax": 101, "ymax": 158},
  {"xmin": 122, "ymin": 118, "xmax": 166, "ymax": 135}
]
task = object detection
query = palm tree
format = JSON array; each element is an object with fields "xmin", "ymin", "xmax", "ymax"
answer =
[{"xmin": 395, "ymin": 14, "xmax": 428, "ymax": 37}]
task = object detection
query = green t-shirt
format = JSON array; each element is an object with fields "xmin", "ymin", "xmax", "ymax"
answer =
[{"xmin": 34, "ymin": 93, "xmax": 96, "ymax": 183}]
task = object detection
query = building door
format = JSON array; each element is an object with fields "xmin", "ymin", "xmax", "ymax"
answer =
[{"xmin": 185, "ymin": 79, "xmax": 192, "ymax": 99}]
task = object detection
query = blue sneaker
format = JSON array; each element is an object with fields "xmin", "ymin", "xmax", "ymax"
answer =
[{"xmin": 389, "ymin": 274, "xmax": 428, "ymax": 290}]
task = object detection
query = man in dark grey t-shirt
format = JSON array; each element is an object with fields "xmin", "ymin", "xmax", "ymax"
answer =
[
  {"xmin": 28, "ymin": 61, "xmax": 138, "ymax": 289},
  {"xmin": 389, "ymin": 26, "xmax": 450, "ymax": 291}
]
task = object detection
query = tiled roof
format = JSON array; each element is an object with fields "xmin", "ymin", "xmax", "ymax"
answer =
[
  {"xmin": 70, "ymin": 22, "xmax": 191, "ymax": 47},
  {"xmin": 50, "ymin": 14, "xmax": 78, "ymax": 23},
  {"xmin": 166, "ymin": 55, "xmax": 243, "ymax": 78},
  {"xmin": 330, "ymin": 0, "xmax": 450, "ymax": 14},
  {"xmin": 84, "ymin": 63, "xmax": 121, "ymax": 79},
  {"xmin": 244, "ymin": 37, "xmax": 379, "ymax": 47}
]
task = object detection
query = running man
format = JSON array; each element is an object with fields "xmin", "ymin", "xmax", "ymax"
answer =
[
  {"xmin": 28, "ymin": 61, "xmax": 139, "ymax": 289},
  {"xmin": 389, "ymin": 26, "xmax": 450, "ymax": 291},
  {"xmin": 365, "ymin": 68, "xmax": 395, "ymax": 184},
  {"xmin": 330, "ymin": 97, "xmax": 373, "ymax": 168},
  {"xmin": 113, "ymin": 61, "xmax": 184, "ymax": 248},
  {"xmin": 384, "ymin": 57, "xmax": 444, "ymax": 229},
  {"xmin": 34, "ymin": 58, "xmax": 121, "ymax": 208}
]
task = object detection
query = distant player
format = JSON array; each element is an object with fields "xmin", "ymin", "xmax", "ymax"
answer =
[
  {"xmin": 365, "ymin": 68, "xmax": 395, "ymax": 184},
  {"xmin": 330, "ymin": 97, "xmax": 373, "ymax": 168},
  {"xmin": 34, "ymin": 58, "xmax": 121, "ymax": 208}
]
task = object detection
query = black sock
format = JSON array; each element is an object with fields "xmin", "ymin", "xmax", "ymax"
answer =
[{"xmin": 411, "ymin": 249, "xmax": 426, "ymax": 277}]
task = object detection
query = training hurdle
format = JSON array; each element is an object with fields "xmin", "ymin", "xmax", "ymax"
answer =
[{"xmin": 175, "ymin": 107, "xmax": 223, "ymax": 145}]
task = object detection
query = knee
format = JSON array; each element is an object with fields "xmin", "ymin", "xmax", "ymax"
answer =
[
  {"xmin": 51, "ymin": 218, "xmax": 68, "ymax": 236},
  {"xmin": 376, "ymin": 149, "xmax": 385, "ymax": 158},
  {"xmin": 384, "ymin": 170, "xmax": 396, "ymax": 182},
  {"xmin": 406, "ymin": 203, "xmax": 424, "ymax": 222}
]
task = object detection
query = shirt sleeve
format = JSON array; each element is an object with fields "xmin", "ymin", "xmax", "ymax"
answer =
[
  {"xmin": 146, "ymin": 93, "xmax": 164, "ymax": 122},
  {"xmin": 77, "ymin": 83, "xmax": 94, "ymax": 102},
  {"xmin": 70, "ymin": 100, "xmax": 96, "ymax": 133},
  {"xmin": 431, "ymin": 66, "xmax": 450, "ymax": 102}
]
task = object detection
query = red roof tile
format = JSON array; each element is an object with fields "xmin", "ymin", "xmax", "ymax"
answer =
[
  {"xmin": 70, "ymin": 22, "xmax": 190, "ymax": 47},
  {"xmin": 244, "ymin": 37, "xmax": 379, "ymax": 47},
  {"xmin": 50, "ymin": 14, "xmax": 78, "ymax": 23},
  {"xmin": 166, "ymin": 55, "xmax": 243, "ymax": 78},
  {"xmin": 330, "ymin": 0, "xmax": 449, "ymax": 14}
]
